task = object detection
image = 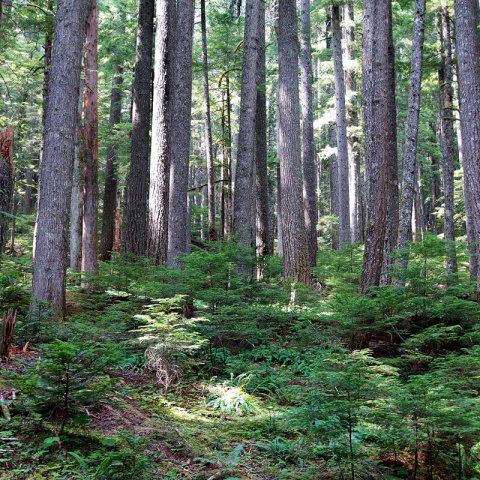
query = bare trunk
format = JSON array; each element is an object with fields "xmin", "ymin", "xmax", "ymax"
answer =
[
  {"xmin": 233, "ymin": 0, "xmax": 260, "ymax": 248},
  {"xmin": 397, "ymin": 0, "xmax": 426, "ymax": 280},
  {"xmin": 381, "ymin": 4, "xmax": 399, "ymax": 285},
  {"xmin": 360, "ymin": 0, "xmax": 393, "ymax": 293},
  {"xmin": 331, "ymin": 4, "xmax": 350, "ymax": 248},
  {"xmin": 329, "ymin": 125, "xmax": 339, "ymax": 250},
  {"xmin": 299, "ymin": 0, "xmax": 317, "ymax": 265},
  {"xmin": 278, "ymin": 0, "xmax": 311, "ymax": 283},
  {"xmin": 454, "ymin": 0, "xmax": 480, "ymax": 296},
  {"xmin": 0, "ymin": 127, "xmax": 13, "ymax": 258},
  {"xmin": 70, "ymin": 81, "xmax": 84, "ymax": 271},
  {"xmin": 200, "ymin": 0, "xmax": 216, "ymax": 241},
  {"xmin": 100, "ymin": 65, "xmax": 123, "ymax": 261},
  {"xmin": 438, "ymin": 5, "xmax": 458, "ymax": 277},
  {"xmin": 148, "ymin": 0, "xmax": 175, "ymax": 264},
  {"xmin": 167, "ymin": 0, "xmax": 195, "ymax": 267},
  {"xmin": 31, "ymin": 0, "xmax": 90, "ymax": 318},
  {"xmin": 82, "ymin": 0, "xmax": 99, "ymax": 274},
  {"xmin": 255, "ymin": 0, "xmax": 268, "ymax": 260},
  {"xmin": 122, "ymin": 0, "xmax": 154, "ymax": 256}
]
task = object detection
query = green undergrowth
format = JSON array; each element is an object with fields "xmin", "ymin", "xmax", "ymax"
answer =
[{"xmin": 1, "ymin": 237, "xmax": 480, "ymax": 479}]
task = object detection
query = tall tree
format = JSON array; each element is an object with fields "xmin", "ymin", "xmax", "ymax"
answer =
[
  {"xmin": 254, "ymin": 0, "xmax": 269, "ymax": 261},
  {"xmin": 454, "ymin": 0, "xmax": 480, "ymax": 295},
  {"xmin": 331, "ymin": 3, "xmax": 351, "ymax": 248},
  {"xmin": 381, "ymin": 1, "xmax": 399, "ymax": 284},
  {"xmin": 0, "ymin": 126, "xmax": 13, "ymax": 258},
  {"xmin": 82, "ymin": 0, "xmax": 99, "ymax": 274},
  {"xmin": 397, "ymin": 0, "xmax": 426, "ymax": 279},
  {"xmin": 148, "ymin": 0, "xmax": 175, "ymax": 264},
  {"xmin": 344, "ymin": 2, "xmax": 363, "ymax": 242},
  {"xmin": 438, "ymin": 4, "xmax": 457, "ymax": 277},
  {"xmin": 233, "ymin": 0, "xmax": 260, "ymax": 248},
  {"xmin": 31, "ymin": 0, "xmax": 90, "ymax": 318},
  {"xmin": 360, "ymin": 0, "xmax": 394, "ymax": 293},
  {"xmin": 200, "ymin": 0, "xmax": 216, "ymax": 242},
  {"xmin": 277, "ymin": 0, "xmax": 311, "ymax": 284},
  {"xmin": 299, "ymin": 0, "xmax": 317, "ymax": 265},
  {"xmin": 99, "ymin": 65, "xmax": 123, "ymax": 261},
  {"xmin": 122, "ymin": 0, "xmax": 155, "ymax": 256},
  {"xmin": 167, "ymin": 0, "xmax": 195, "ymax": 267}
]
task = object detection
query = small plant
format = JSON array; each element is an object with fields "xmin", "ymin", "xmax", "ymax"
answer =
[
  {"xmin": 194, "ymin": 443, "xmax": 244, "ymax": 478},
  {"xmin": 256, "ymin": 437, "xmax": 304, "ymax": 466}
]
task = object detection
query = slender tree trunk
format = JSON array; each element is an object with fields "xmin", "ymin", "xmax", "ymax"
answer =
[
  {"xmin": 277, "ymin": 0, "xmax": 311, "ymax": 284},
  {"xmin": 381, "ymin": 3, "xmax": 399, "ymax": 285},
  {"xmin": 266, "ymin": 90, "xmax": 276, "ymax": 255},
  {"xmin": 344, "ymin": 2, "xmax": 362, "ymax": 243},
  {"xmin": 331, "ymin": 4, "xmax": 351, "ymax": 248},
  {"xmin": 255, "ymin": 0, "xmax": 268, "ymax": 261},
  {"xmin": 70, "ymin": 81, "xmax": 84, "ymax": 271},
  {"xmin": 438, "ymin": 5, "xmax": 458, "ymax": 277},
  {"xmin": 329, "ymin": 125, "xmax": 339, "ymax": 250},
  {"xmin": 360, "ymin": 0, "xmax": 394, "ymax": 293},
  {"xmin": 200, "ymin": 0, "xmax": 216, "ymax": 241},
  {"xmin": 299, "ymin": 0, "xmax": 317, "ymax": 265},
  {"xmin": 100, "ymin": 65, "xmax": 123, "ymax": 261},
  {"xmin": 0, "ymin": 127, "xmax": 13, "ymax": 258},
  {"xmin": 148, "ymin": 0, "xmax": 175, "ymax": 264},
  {"xmin": 233, "ymin": 0, "xmax": 260, "ymax": 248},
  {"xmin": 454, "ymin": 0, "xmax": 480, "ymax": 296},
  {"xmin": 167, "ymin": 0, "xmax": 195, "ymax": 267},
  {"xmin": 31, "ymin": 0, "xmax": 90, "ymax": 318},
  {"xmin": 82, "ymin": 0, "xmax": 99, "ymax": 274},
  {"xmin": 122, "ymin": 0, "xmax": 154, "ymax": 256},
  {"xmin": 397, "ymin": 0, "xmax": 426, "ymax": 280}
]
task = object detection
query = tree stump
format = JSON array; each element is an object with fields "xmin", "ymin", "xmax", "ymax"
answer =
[{"xmin": 0, "ymin": 309, "xmax": 16, "ymax": 360}]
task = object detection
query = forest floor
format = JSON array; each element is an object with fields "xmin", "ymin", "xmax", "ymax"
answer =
[{"xmin": 1, "ymin": 239, "xmax": 479, "ymax": 479}]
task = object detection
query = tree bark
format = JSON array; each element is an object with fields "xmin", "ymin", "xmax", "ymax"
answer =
[
  {"xmin": 277, "ymin": 0, "xmax": 311, "ymax": 284},
  {"xmin": 397, "ymin": 0, "xmax": 426, "ymax": 280},
  {"xmin": 82, "ymin": 0, "xmax": 99, "ymax": 274},
  {"xmin": 122, "ymin": 0, "xmax": 154, "ymax": 256},
  {"xmin": 329, "ymin": 125, "xmax": 339, "ymax": 250},
  {"xmin": 100, "ymin": 65, "xmax": 123, "ymax": 261},
  {"xmin": 331, "ymin": 4, "xmax": 351, "ymax": 248},
  {"xmin": 148, "ymin": 0, "xmax": 175, "ymax": 264},
  {"xmin": 454, "ymin": 0, "xmax": 480, "ymax": 295},
  {"xmin": 360, "ymin": 0, "xmax": 394, "ymax": 293},
  {"xmin": 167, "ymin": 0, "xmax": 195, "ymax": 267},
  {"xmin": 255, "ymin": 0, "xmax": 268, "ymax": 261},
  {"xmin": 299, "ymin": 0, "xmax": 317, "ymax": 265},
  {"xmin": 233, "ymin": 0, "xmax": 260, "ymax": 248},
  {"xmin": 70, "ymin": 81, "xmax": 84, "ymax": 271},
  {"xmin": 381, "ymin": 2, "xmax": 399, "ymax": 285},
  {"xmin": 200, "ymin": 0, "xmax": 216, "ymax": 242},
  {"xmin": 344, "ymin": 2, "xmax": 363, "ymax": 243},
  {"xmin": 438, "ymin": 4, "xmax": 458, "ymax": 277},
  {"xmin": 31, "ymin": 0, "xmax": 90, "ymax": 318},
  {"xmin": 0, "ymin": 126, "xmax": 13, "ymax": 258}
]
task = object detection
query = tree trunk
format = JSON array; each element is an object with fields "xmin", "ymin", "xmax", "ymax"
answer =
[
  {"xmin": 0, "ymin": 126, "xmax": 13, "ymax": 258},
  {"xmin": 255, "ymin": 0, "xmax": 268, "ymax": 260},
  {"xmin": 82, "ymin": 0, "xmax": 99, "ymax": 274},
  {"xmin": 344, "ymin": 2, "xmax": 363, "ymax": 243},
  {"xmin": 454, "ymin": 0, "xmax": 480, "ymax": 296},
  {"xmin": 233, "ymin": 0, "xmax": 260, "ymax": 248},
  {"xmin": 122, "ymin": 0, "xmax": 154, "ymax": 256},
  {"xmin": 277, "ymin": 0, "xmax": 311, "ymax": 284},
  {"xmin": 200, "ymin": 0, "xmax": 216, "ymax": 242},
  {"xmin": 31, "ymin": 0, "xmax": 89, "ymax": 318},
  {"xmin": 299, "ymin": 0, "xmax": 317, "ymax": 266},
  {"xmin": 360, "ymin": 0, "xmax": 394, "ymax": 293},
  {"xmin": 100, "ymin": 65, "xmax": 123, "ymax": 261},
  {"xmin": 70, "ymin": 81, "xmax": 84, "ymax": 271},
  {"xmin": 438, "ymin": 5, "xmax": 458, "ymax": 278},
  {"xmin": 167, "ymin": 0, "xmax": 195, "ymax": 267},
  {"xmin": 397, "ymin": 0, "xmax": 426, "ymax": 281},
  {"xmin": 331, "ymin": 4, "xmax": 351, "ymax": 248},
  {"xmin": 381, "ymin": 3, "xmax": 399, "ymax": 285},
  {"xmin": 148, "ymin": 0, "xmax": 175, "ymax": 264},
  {"xmin": 329, "ymin": 125, "xmax": 339, "ymax": 250}
]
